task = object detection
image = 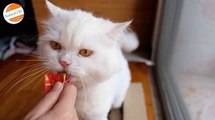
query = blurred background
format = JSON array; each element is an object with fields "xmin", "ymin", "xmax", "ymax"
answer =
[
  {"xmin": 2, "ymin": 0, "xmax": 215, "ymax": 120},
  {"xmin": 0, "ymin": 0, "xmax": 38, "ymax": 61},
  {"xmin": 155, "ymin": 0, "xmax": 215, "ymax": 120}
]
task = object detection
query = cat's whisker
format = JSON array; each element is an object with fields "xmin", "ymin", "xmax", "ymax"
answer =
[
  {"xmin": 25, "ymin": 17, "xmax": 44, "ymax": 25},
  {"xmin": 79, "ymin": 75, "xmax": 88, "ymax": 100},
  {"xmin": 2, "ymin": 63, "xmax": 43, "ymax": 80},
  {"xmin": 22, "ymin": 68, "xmax": 49, "ymax": 88},
  {"xmin": 32, "ymin": 68, "xmax": 51, "ymax": 90},
  {"xmin": 5, "ymin": 65, "xmax": 45, "ymax": 86},
  {"xmin": 13, "ymin": 67, "xmax": 45, "ymax": 85},
  {"xmin": 38, "ymin": 57, "xmax": 48, "ymax": 60},
  {"xmin": 31, "ymin": 72, "xmax": 47, "ymax": 90},
  {"xmin": 28, "ymin": 32, "xmax": 44, "ymax": 41},
  {"xmin": 16, "ymin": 69, "xmax": 48, "ymax": 92},
  {"xmin": 69, "ymin": 67, "xmax": 82, "ymax": 72},
  {"xmin": 84, "ymin": 76, "xmax": 92, "ymax": 85},
  {"xmin": 15, "ymin": 55, "xmax": 49, "ymax": 65},
  {"xmin": 1, "ymin": 63, "xmax": 44, "ymax": 88},
  {"xmin": 16, "ymin": 60, "xmax": 46, "ymax": 62},
  {"xmin": 85, "ymin": 73, "xmax": 97, "ymax": 83},
  {"xmin": 4, "ymin": 67, "xmax": 46, "ymax": 96},
  {"xmin": 3, "ymin": 68, "xmax": 45, "ymax": 96},
  {"xmin": 3, "ymin": 66, "xmax": 44, "ymax": 93},
  {"xmin": 23, "ymin": 54, "xmax": 43, "ymax": 58},
  {"xmin": 23, "ymin": 54, "xmax": 48, "ymax": 61}
]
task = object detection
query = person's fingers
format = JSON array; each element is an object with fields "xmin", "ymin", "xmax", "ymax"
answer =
[
  {"xmin": 40, "ymin": 107, "xmax": 79, "ymax": 120},
  {"xmin": 52, "ymin": 84, "xmax": 77, "ymax": 112},
  {"xmin": 72, "ymin": 108, "xmax": 79, "ymax": 120},
  {"xmin": 24, "ymin": 82, "xmax": 63, "ymax": 120}
]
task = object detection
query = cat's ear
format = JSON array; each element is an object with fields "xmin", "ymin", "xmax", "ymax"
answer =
[
  {"xmin": 109, "ymin": 20, "xmax": 132, "ymax": 39},
  {"xmin": 113, "ymin": 20, "xmax": 132, "ymax": 33},
  {"xmin": 110, "ymin": 20, "xmax": 132, "ymax": 37},
  {"xmin": 45, "ymin": 0, "xmax": 62, "ymax": 16}
]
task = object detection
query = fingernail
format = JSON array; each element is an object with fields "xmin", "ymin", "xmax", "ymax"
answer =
[{"xmin": 52, "ymin": 82, "xmax": 62, "ymax": 91}]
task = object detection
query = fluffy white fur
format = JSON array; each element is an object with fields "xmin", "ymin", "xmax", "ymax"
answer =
[{"xmin": 37, "ymin": 1, "xmax": 139, "ymax": 120}]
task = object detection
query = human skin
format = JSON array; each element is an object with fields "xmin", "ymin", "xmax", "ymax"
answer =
[{"xmin": 24, "ymin": 82, "xmax": 78, "ymax": 120}]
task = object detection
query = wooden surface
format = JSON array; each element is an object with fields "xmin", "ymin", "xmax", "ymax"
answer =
[
  {"xmin": 32, "ymin": 0, "xmax": 157, "ymax": 57},
  {"xmin": 0, "ymin": 54, "xmax": 155, "ymax": 120},
  {"xmin": 130, "ymin": 61, "xmax": 155, "ymax": 120}
]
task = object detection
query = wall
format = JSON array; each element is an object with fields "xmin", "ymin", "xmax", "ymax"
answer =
[{"xmin": 32, "ymin": 0, "xmax": 157, "ymax": 57}]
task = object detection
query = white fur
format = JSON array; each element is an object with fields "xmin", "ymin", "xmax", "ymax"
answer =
[
  {"xmin": 36, "ymin": 1, "xmax": 139, "ymax": 120},
  {"xmin": 121, "ymin": 31, "xmax": 139, "ymax": 53}
]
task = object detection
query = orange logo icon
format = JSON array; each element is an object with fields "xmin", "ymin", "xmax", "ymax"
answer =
[{"xmin": 3, "ymin": 3, "xmax": 24, "ymax": 24}]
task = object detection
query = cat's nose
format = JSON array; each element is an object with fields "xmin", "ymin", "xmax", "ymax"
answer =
[{"xmin": 59, "ymin": 60, "xmax": 71, "ymax": 68}]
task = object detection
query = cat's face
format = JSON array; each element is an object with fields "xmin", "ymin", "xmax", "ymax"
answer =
[{"xmin": 37, "ymin": 1, "xmax": 130, "ymax": 84}]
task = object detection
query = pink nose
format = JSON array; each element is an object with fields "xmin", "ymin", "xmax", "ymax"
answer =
[{"xmin": 60, "ymin": 60, "xmax": 71, "ymax": 68}]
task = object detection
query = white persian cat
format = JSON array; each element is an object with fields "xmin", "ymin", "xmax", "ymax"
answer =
[{"xmin": 37, "ymin": 1, "xmax": 139, "ymax": 120}]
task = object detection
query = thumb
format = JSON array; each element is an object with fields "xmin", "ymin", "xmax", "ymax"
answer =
[
  {"xmin": 25, "ymin": 82, "xmax": 63, "ymax": 120},
  {"xmin": 52, "ymin": 84, "xmax": 77, "ymax": 112}
]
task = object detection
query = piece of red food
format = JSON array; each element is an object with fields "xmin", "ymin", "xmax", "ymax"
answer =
[{"xmin": 44, "ymin": 73, "xmax": 67, "ymax": 94}]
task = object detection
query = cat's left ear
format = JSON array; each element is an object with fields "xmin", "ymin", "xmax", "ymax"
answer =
[
  {"xmin": 109, "ymin": 20, "xmax": 132, "ymax": 39},
  {"xmin": 45, "ymin": 0, "xmax": 63, "ymax": 16}
]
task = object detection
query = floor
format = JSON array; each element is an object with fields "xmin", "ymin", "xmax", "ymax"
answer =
[{"xmin": 0, "ymin": 54, "xmax": 155, "ymax": 120}]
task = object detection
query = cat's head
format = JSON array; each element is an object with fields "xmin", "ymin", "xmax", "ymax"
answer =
[{"xmin": 37, "ymin": 1, "xmax": 130, "ymax": 85}]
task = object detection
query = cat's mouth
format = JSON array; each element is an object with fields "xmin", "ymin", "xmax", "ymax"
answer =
[
  {"xmin": 66, "ymin": 74, "xmax": 73, "ymax": 83},
  {"xmin": 57, "ymin": 71, "xmax": 73, "ymax": 83}
]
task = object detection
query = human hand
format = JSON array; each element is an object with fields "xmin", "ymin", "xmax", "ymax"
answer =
[{"xmin": 24, "ymin": 82, "xmax": 78, "ymax": 120}]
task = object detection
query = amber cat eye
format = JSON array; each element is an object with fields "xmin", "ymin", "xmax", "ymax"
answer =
[
  {"xmin": 79, "ymin": 49, "xmax": 93, "ymax": 57},
  {"xmin": 50, "ymin": 41, "xmax": 61, "ymax": 50}
]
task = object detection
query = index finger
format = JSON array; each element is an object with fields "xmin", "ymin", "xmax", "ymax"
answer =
[
  {"xmin": 24, "ymin": 82, "xmax": 63, "ymax": 120},
  {"xmin": 52, "ymin": 84, "xmax": 77, "ymax": 112}
]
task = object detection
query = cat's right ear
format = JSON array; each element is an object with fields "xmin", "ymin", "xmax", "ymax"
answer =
[{"xmin": 45, "ymin": 0, "xmax": 62, "ymax": 16}]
